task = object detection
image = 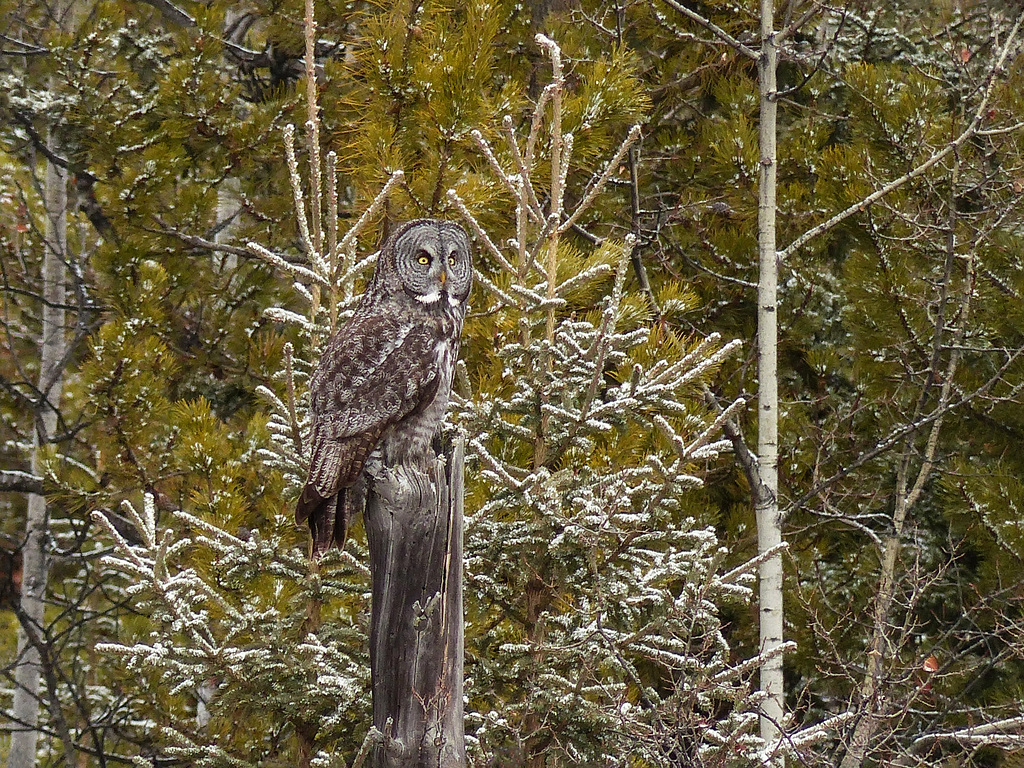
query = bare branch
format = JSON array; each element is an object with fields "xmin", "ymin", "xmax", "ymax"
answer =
[
  {"xmin": 0, "ymin": 470, "xmax": 44, "ymax": 495},
  {"xmin": 779, "ymin": 6, "xmax": 1024, "ymax": 261},
  {"xmin": 785, "ymin": 343, "xmax": 1024, "ymax": 515},
  {"xmin": 658, "ymin": 0, "xmax": 759, "ymax": 60}
]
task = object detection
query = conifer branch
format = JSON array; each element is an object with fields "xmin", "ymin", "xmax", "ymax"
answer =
[
  {"xmin": 557, "ymin": 132, "xmax": 574, "ymax": 204},
  {"xmin": 246, "ymin": 242, "xmax": 329, "ymax": 287},
  {"xmin": 470, "ymin": 269, "xmax": 521, "ymax": 308},
  {"xmin": 787, "ymin": 713, "xmax": 859, "ymax": 749},
  {"xmin": 469, "ymin": 437, "xmax": 524, "ymax": 490},
  {"xmin": 263, "ymin": 307, "xmax": 317, "ymax": 330},
  {"xmin": 283, "ymin": 124, "xmax": 314, "ymax": 259},
  {"xmin": 554, "ymin": 264, "xmax": 614, "ymax": 297},
  {"xmin": 447, "ymin": 189, "xmax": 519, "ymax": 276},
  {"xmin": 911, "ymin": 715, "xmax": 1024, "ymax": 750},
  {"xmin": 719, "ymin": 541, "xmax": 787, "ymax": 587},
  {"xmin": 525, "ymin": 83, "xmax": 557, "ymax": 172},
  {"xmin": 283, "ymin": 342, "xmax": 304, "ymax": 456},
  {"xmin": 90, "ymin": 510, "xmax": 147, "ymax": 569},
  {"xmin": 684, "ymin": 395, "xmax": 746, "ymax": 458},
  {"xmin": 303, "ymin": 0, "xmax": 323, "ymax": 267},
  {"xmin": 780, "ymin": 6, "xmax": 1024, "ymax": 262},
  {"xmin": 703, "ymin": 384, "xmax": 760, "ymax": 492},
  {"xmin": 95, "ymin": 498, "xmax": 219, "ymax": 656},
  {"xmin": 150, "ymin": 220, "xmax": 255, "ymax": 261},
  {"xmin": 335, "ymin": 252, "xmax": 378, "ymax": 293},
  {"xmin": 537, "ymin": 34, "xmax": 566, "ymax": 407},
  {"xmin": 338, "ymin": 170, "xmax": 405, "ymax": 254},
  {"xmin": 130, "ymin": 495, "xmax": 157, "ymax": 549},
  {"xmin": 714, "ymin": 640, "xmax": 796, "ymax": 684},
  {"xmin": 527, "ymin": 213, "xmax": 560, "ymax": 278},
  {"xmin": 545, "ymin": 240, "xmax": 633, "ymax": 466},
  {"xmin": 471, "ymin": 130, "xmax": 540, "ymax": 223},
  {"xmin": 326, "ymin": 151, "xmax": 340, "ymax": 329}
]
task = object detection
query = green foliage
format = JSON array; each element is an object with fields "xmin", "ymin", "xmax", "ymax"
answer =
[{"xmin": 4, "ymin": 0, "xmax": 1024, "ymax": 766}]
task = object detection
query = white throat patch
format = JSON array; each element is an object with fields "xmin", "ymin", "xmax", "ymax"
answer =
[{"xmin": 416, "ymin": 290, "xmax": 442, "ymax": 304}]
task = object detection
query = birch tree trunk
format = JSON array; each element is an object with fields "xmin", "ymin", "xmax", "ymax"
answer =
[
  {"xmin": 363, "ymin": 435, "xmax": 466, "ymax": 768},
  {"xmin": 756, "ymin": 0, "xmax": 785, "ymax": 761},
  {"xmin": 9, "ymin": 134, "xmax": 68, "ymax": 768}
]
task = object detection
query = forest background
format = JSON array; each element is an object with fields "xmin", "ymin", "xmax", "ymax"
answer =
[{"xmin": 2, "ymin": 0, "xmax": 1024, "ymax": 766}]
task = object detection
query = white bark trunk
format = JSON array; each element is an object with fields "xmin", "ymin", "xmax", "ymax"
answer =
[
  {"xmin": 215, "ymin": 6, "xmax": 244, "ymax": 273},
  {"xmin": 756, "ymin": 0, "xmax": 784, "ymax": 762},
  {"xmin": 9, "ymin": 135, "xmax": 68, "ymax": 768},
  {"xmin": 215, "ymin": 176, "xmax": 241, "ymax": 273}
]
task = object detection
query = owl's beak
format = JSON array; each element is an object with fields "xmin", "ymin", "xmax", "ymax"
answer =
[{"xmin": 438, "ymin": 270, "xmax": 447, "ymax": 285}]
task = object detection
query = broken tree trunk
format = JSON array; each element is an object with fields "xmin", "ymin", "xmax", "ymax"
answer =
[{"xmin": 363, "ymin": 433, "xmax": 465, "ymax": 768}]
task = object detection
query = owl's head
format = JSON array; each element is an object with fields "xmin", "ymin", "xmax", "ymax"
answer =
[{"xmin": 376, "ymin": 219, "xmax": 473, "ymax": 310}]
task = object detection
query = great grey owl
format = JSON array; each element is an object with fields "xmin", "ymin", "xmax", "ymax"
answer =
[{"xmin": 295, "ymin": 219, "xmax": 473, "ymax": 556}]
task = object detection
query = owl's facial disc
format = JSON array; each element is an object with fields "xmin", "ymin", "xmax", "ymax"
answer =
[{"xmin": 390, "ymin": 220, "xmax": 471, "ymax": 307}]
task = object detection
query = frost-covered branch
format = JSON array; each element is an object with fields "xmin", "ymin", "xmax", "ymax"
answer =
[
  {"xmin": 912, "ymin": 715, "xmax": 1024, "ymax": 750},
  {"xmin": 559, "ymin": 124, "xmax": 642, "ymax": 233},
  {"xmin": 659, "ymin": 0, "xmax": 759, "ymax": 60}
]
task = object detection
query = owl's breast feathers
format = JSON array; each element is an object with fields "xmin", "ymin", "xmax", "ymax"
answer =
[{"xmin": 295, "ymin": 308, "xmax": 459, "ymax": 555}]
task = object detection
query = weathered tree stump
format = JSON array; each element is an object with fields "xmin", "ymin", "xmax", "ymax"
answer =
[{"xmin": 363, "ymin": 434, "xmax": 465, "ymax": 768}]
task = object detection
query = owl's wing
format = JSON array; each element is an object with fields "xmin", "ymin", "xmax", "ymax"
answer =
[{"xmin": 295, "ymin": 311, "xmax": 445, "ymax": 534}]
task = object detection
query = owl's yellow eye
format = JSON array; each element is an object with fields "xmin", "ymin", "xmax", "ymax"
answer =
[
  {"xmin": 417, "ymin": 255, "xmax": 430, "ymax": 265},
  {"xmin": 448, "ymin": 256, "xmax": 456, "ymax": 266}
]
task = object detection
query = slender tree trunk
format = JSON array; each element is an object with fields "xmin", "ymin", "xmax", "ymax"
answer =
[
  {"xmin": 215, "ymin": 175, "xmax": 241, "ymax": 273},
  {"xmin": 756, "ymin": 0, "xmax": 784, "ymax": 761},
  {"xmin": 214, "ymin": 6, "xmax": 246, "ymax": 276},
  {"xmin": 9, "ymin": 133, "xmax": 68, "ymax": 768},
  {"xmin": 364, "ymin": 436, "xmax": 466, "ymax": 768}
]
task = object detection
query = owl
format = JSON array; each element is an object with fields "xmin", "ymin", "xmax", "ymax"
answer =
[{"xmin": 295, "ymin": 219, "xmax": 473, "ymax": 556}]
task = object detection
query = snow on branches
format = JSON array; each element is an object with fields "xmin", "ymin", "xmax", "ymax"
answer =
[
  {"xmin": 90, "ymin": 496, "xmax": 371, "ymax": 768},
  {"xmin": 442, "ymin": 35, "xmax": 773, "ymax": 766}
]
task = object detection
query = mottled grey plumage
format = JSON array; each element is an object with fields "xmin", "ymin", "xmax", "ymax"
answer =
[{"xmin": 295, "ymin": 219, "xmax": 472, "ymax": 556}]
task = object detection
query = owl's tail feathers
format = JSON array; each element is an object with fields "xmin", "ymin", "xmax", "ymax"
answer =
[{"xmin": 295, "ymin": 484, "xmax": 356, "ymax": 557}]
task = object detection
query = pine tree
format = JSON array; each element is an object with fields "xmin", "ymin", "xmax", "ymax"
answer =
[{"xmin": 1, "ymin": 0, "xmax": 306, "ymax": 761}]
